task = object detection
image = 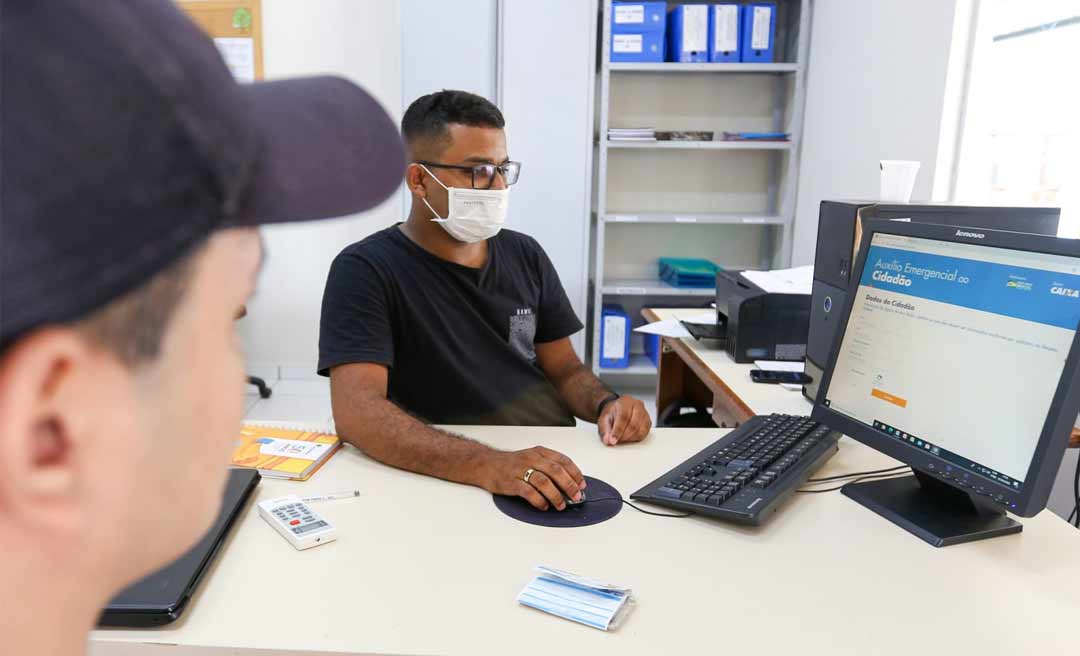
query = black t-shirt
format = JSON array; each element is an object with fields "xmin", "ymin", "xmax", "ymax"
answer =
[{"xmin": 318, "ymin": 225, "xmax": 583, "ymax": 426}]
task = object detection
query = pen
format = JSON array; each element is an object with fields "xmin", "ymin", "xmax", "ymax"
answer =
[{"xmin": 301, "ymin": 489, "xmax": 360, "ymax": 504}]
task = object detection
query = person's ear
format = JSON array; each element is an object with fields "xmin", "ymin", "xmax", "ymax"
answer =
[
  {"xmin": 0, "ymin": 328, "xmax": 97, "ymax": 534},
  {"xmin": 405, "ymin": 163, "xmax": 428, "ymax": 199}
]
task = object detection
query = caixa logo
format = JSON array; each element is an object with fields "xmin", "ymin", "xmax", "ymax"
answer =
[
  {"xmin": 1051, "ymin": 286, "xmax": 1080, "ymax": 298},
  {"xmin": 872, "ymin": 269, "xmax": 912, "ymax": 286}
]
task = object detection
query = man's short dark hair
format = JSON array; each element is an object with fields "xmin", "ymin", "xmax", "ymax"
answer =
[
  {"xmin": 74, "ymin": 241, "xmax": 203, "ymax": 367},
  {"xmin": 401, "ymin": 90, "xmax": 505, "ymax": 156}
]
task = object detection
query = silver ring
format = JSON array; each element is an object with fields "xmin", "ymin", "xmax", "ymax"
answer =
[{"xmin": 523, "ymin": 468, "xmax": 535, "ymax": 484}]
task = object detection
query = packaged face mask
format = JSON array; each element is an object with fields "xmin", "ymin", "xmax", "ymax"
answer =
[
  {"xmin": 419, "ymin": 164, "xmax": 508, "ymax": 243},
  {"xmin": 516, "ymin": 565, "xmax": 635, "ymax": 631}
]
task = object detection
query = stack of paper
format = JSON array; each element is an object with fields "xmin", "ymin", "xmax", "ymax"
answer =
[
  {"xmin": 608, "ymin": 127, "xmax": 656, "ymax": 142},
  {"xmin": 740, "ymin": 265, "xmax": 813, "ymax": 295},
  {"xmin": 517, "ymin": 566, "xmax": 635, "ymax": 631},
  {"xmin": 634, "ymin": 311, "xmax": 718, "ymax": 339}
]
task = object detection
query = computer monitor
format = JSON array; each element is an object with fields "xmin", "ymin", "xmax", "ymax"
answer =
[
  {"xmin": 811, "ymin": 219, "xmax": 1080, "ymax": 547},
  {"xmin": 804, "ymin": 202, "xmax": 1061, "ymax": 403}
]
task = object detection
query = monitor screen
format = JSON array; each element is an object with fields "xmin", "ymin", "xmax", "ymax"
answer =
[{"xmin": 821, "ymin": 231, "xmax": 1080, "ymax": 491}]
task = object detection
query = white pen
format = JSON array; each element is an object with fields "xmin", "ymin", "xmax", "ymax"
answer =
[{"xmin": 301, "ymin": 489, "xmax": 360, "ymax": 504}]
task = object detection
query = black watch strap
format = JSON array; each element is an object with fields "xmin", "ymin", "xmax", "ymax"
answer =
[{"xmin": 596, "ymin": 393, "xmax": 620, "ymax": 418}]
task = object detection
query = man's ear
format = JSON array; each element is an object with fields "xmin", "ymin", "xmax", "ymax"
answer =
[
  {"xmin": 0, "ymin": 328, "xmax": 97, "ymax": 534},
  {"xmin": 405, "ymin": 163, "xmax": 428, "ymax": 199}
]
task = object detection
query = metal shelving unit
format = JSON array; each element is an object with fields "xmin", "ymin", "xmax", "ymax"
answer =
[
  {"xmin": 600, "ymin": 280, "xmax": 716, "ymax": 296},
  {"xmin": 606, "ymin": 139, "xmax": 794, "ymax": 151},
  {"xmin": 605, "ymin": 212, "xmax": 785, "ymax": 225},
  {"xmin": 589, "ymin": 0, "xmax": 812, "ymax": 380},
  {"xmin": 609, "ymin": 62, "xmax": 800, "ymax": 73}
]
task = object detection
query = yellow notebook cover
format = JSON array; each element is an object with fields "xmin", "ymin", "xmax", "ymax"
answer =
[{"xmin": 232, "ymin": 422, "xmax": 341, "ymax": 481}]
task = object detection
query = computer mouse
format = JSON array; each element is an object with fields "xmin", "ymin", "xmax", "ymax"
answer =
[{"xmin": 564, "ymin": 490, "xmax": 586, "ymax": 507}]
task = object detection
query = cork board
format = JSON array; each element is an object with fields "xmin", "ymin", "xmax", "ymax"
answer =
[{"xmin": 178, "ymin": 0, "xmax": 264, "ymax": 82}]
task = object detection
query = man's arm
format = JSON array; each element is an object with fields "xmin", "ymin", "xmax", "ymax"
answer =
[
  {"xmin": 329, "ymin": 362, "xmax": 586, "ymax": 510},
  {"xmin": 535, "ymin": 338, "xmax": 652, "ymax": 446}
]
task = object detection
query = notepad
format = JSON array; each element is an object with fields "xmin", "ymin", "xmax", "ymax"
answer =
[
  {"xmin": 231, "ymin": 422, "xmax": 341, "ymax": 481},
  {"xmin": 517, "ymin": 566, "xmax": 635, "ymax": 631}
]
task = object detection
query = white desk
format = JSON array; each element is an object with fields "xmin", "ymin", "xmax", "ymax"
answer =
[
  {"xmin": 92, "ymin": 425, "xmax": 1079, "ymax": 656},
  {"xmin": 643, "ymin": 307, "xmax": 812, "ymax": 423}
]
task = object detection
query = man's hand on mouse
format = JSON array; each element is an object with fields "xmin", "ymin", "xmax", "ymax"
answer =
[
  {"xmin": 598, "ymin": 395, "xmax": 652, "ymax": 446},
  {"xmin": 479, "ymin": 446, "xmax": 586, "ymax": 511}
]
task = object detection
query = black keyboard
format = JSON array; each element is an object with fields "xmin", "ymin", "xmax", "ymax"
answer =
[{"xmin": 631, "ymin": 414, "xmax": 840, "ymax": 525}]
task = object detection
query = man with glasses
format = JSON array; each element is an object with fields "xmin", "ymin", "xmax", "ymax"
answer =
[{"xmin": 319, "ymin": 90, "xmax": 652, "ymax": 512}]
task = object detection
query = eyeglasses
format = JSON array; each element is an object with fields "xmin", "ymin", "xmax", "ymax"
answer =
[{"xmin": 416, "ymin": 160, "xmax": 521, "ymax": 189}]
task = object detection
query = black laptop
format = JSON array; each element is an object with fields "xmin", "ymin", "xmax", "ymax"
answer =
[{"xmin": 98, "ymin": 468, "xmax": 260, "ymax": 627}]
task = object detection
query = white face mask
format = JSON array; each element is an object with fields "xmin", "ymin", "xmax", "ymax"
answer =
[{"xmin": 419, "ymin": 164, "xmax": 509, "ymax": 243}]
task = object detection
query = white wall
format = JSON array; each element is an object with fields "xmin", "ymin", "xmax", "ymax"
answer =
[
  {"xmin": 499, "ymin": 0, "xmax": 596, "ymax": 357},
  {"xmin": 239, "ymin": 0, "xmax": 403, "ymax": 372},
  {"xmin": 791, "ymin": 0, "xmax": 959, "ymax": 265},
  {"xmin": 399, "ymin": 0, "xmax": 498, "ymax": 254},
  {"xmin": 401, "ymin": 0, "xmax": 497, "ymax": 102}
]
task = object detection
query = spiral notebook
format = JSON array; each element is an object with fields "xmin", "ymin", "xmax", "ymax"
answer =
[{"xmin": 231, "ymin": 421, "xmax": 341, "ymax": 481}]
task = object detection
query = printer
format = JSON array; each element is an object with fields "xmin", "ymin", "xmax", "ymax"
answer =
[{"xmin": 714, "ymin": 269, "xmax": 810, "ymax": 363}]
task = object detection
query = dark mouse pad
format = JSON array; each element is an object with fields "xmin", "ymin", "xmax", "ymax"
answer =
[{"xmin": 493, "ymin": 476, "xmax": 622, "ymax": 528}]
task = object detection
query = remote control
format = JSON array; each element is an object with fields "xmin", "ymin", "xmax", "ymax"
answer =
[{"xmin": 257, "ymin": 495, "xmax": 337, "ymax": 550}]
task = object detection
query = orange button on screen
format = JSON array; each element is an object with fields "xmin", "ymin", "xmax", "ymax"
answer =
[{"xmin": 871, "ymin": 388, "xmax": 908, "ymax": 408}]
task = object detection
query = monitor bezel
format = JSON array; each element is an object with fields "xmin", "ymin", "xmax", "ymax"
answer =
[{"xmin": 811, "ymin": 219, "xmax": 1080, "ymax": 518}]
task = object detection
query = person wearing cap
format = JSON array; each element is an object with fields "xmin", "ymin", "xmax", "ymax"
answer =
[
  {"xmin": 0, "ymin": 2, "xmax": 403, "ymax": 653},
  {"xmin": 319, "ymin": 90, "xmax": 652, "ymax": 513}
]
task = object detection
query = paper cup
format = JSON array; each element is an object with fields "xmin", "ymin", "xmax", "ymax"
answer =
[{"xmin": 879, "ymin": 160, "xmax": 921, "ymax": 203}]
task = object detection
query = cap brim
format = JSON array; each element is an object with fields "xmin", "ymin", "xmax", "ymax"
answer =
[{"xmin": 234, "ymin": 76, "xmax": 404, "ymax": 226}]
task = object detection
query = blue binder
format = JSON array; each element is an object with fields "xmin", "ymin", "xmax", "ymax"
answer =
[
  {"xmin": 611, "ymin": 2, "xmax": 666, "ymax": 33},
  {"xmin": 667, "ymin": 4, "xmax": 710, "ymax": 63},
  {"xmin": 611, "ymin": 30, "xmax": 665, "ymax": 63},
  {"xmin": 740, "ymin": 2, "xmax": 776, "ymax": 63},
  {"xmin": 599, "ymin": 305, "xmax": 631, "ymax": 369},
  {"xmin": 709, "ymin": 4, "xmax": 741, "ymax": 62},
  {"xmin": 644, "ymin": 333, "xmax": 661, "ymax": 367}
]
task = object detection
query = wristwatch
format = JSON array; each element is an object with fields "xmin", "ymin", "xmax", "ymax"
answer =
[{"xmin": 596, "ymin": 393, "xmax": 620, "ymax": 418}]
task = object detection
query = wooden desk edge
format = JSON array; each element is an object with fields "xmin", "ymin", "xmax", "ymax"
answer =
[{"xmin": 642, "ymin": 308, "xmax": 754, "ymax": 424}]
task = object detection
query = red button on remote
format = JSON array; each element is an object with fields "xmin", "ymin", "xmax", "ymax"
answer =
[{"xmin": 290, "ymin": 519, "xmax": 300, "ymax": 525}]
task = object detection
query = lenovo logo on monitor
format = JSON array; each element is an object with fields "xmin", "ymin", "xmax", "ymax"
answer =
[{"xmin": 955, "ymin": 230, "xmax": 986, "ymax": 239}]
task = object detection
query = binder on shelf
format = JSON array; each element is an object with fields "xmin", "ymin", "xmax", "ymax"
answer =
[
  {"xmin": 611, "ymin": 2, "xmax": 666, "ymax": 33},
  {"xmin": 659, "ymin": 258, "xmax": 721, "ymax": 288},
  {"xmin": 611, "ymin": 31, "xmax": 665, "ymax": 63},
  {"xmin": 709, "ymin": 4, "xmax": 741, "ymax": 62},
  {"xmin": 740, "ymin": 2, "xmax": 776, "ymax": 63},
  {"xmin": 666, "ymin": 4, "xmax": 709, "ymax": 63},
  {"xmin": 644, "ymin": 333, "xmax": 661, "ymax": 367},
  {"xmin": 599, "ymin": 305, "xmax": 632, "ymax": 369}
]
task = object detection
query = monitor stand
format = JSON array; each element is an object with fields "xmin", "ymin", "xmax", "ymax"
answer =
[{"xmin": 842, "ymin": 470, "xmax": 1022, "ymax": 547}]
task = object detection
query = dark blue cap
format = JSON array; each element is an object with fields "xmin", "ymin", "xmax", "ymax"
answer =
[{"xmin": 1, "ymin": 0, "xmax": 405, "ymax": 347}]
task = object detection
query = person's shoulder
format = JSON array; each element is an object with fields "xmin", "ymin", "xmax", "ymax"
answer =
[
  {"xmin": 335, "ymin": 224, "xmax": 407, "ymax": 262},
  {"xmin": 495, "ymin": 229, "xmax": 546, "ymax": 256},
  {"xmin": 329, "ymin": 225, "xmax": 409, "ymax": 284}
]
